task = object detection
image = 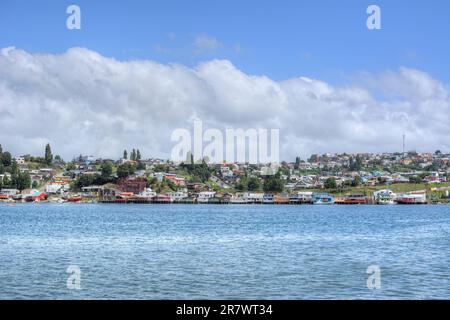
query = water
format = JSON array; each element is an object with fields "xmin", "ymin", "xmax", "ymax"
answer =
[{"xmin": 0, "ymin": 203, "xmax": 449, "ymax": 299}]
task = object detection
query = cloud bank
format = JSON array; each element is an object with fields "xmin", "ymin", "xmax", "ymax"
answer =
[{"xmin": 0, "ymin": 47, "xmax": 449, "ymax": 161}]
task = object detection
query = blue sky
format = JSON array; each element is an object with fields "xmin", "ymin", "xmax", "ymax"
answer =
[{"xmin": 1, "ymin": 0, "xmax": 449, "ymax": 84}]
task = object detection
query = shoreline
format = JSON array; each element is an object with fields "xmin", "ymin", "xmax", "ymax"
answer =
[{"xmin": 1, "ymin": 201, "xmax": 448, "ymax": 206}]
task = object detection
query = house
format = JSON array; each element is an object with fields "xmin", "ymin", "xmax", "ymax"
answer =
[
  {"xmin": 197, "ymin": 191, "xmax": 216, "ymax": 203},
  {"xmin": 136, "ymin": 188, "xmax": 157, "ymax": 199},
  {"xmin": 14, "ymin": 156, "xmax": 26, "ymax": 165},
  {"xmin": 169, "ymin": 190, "xmax": 189, "ymax": 202},
  {"xmin": 164, "ymin": 173, "xmax": 186, "ymax": 186},
  {"xmin": 117, "ymin": 177, "xmax": 147, "ymax": 194},
  {"xmin": 81, "ymin": 186, "xmax": 103, "ymax": 197},
  {"xmin": 0, "ymin": 188, "xmax": 20, "ymax": 196},
  {"xmin": 45, "ymin": 184, "xmax": 70, "ymax": 194},
  {"xmin": 242, "ymin": 192, "xmax": 264, "ymax": 203},
  {"xmin": 99, "ymin": 184, "xmax": 120, "ymax": 201}
]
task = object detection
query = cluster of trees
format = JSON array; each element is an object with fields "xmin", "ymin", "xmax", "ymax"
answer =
[
  {"xmin": 147, "ymin": 176, "xmax": 176, "ymax": 193},
  {"xmin": 349, "ymin": 156, "xmax": 363, "ymax": 171},
  {"xmin": 0, "ymin": 145, "xmax": 31, "ymax": 191},
  {"xmin": 123, "ymin": 149, "xmax": 142, "ymax": 161},
  {"xmin": 179, "ymin": 162, "xmax": 213, "ymax": 183},
  {"xmin": 235, "ymin": 176, "xmax": 261, "ymax": 191},
  {"xmin": 263, "ymin": 174, "xmax": 284, "ymax": 192},
  {"xmin": 0, "ymin": 144, "xmax": 12, "ymax": 171},
  {"xmin": 117, "ymin": 162, "xmax": 136, "ymax": 179}
]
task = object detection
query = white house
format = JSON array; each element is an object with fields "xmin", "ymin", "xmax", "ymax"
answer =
[
  {"xmin": 242, "ymin": 192, "xmax": 264, "ymax": 203},
  {"xmin": 169, "ymin": 190, "xmax": 189, "ymax": 202},
  {"xmin": 45, "ymin": 184, "xmax": 70, "ymax": 194},
  {"xmin": 14, "ymin": 157, "xmax": 26, "ymax": 165},
  {"xmin": 197, "ymin": 191, "xmax": 216, "ymax": 203}
]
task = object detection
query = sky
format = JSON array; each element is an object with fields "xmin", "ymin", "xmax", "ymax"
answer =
[{"xmin": 0, "ymin": 0, "xmax": 450, "ymax": 161}]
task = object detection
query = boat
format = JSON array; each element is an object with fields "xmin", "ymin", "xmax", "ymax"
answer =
[
  {"xmin": 66, "ymin": 196, "xmax": 82, "ymax": 203},
  {"xmin": 0, "ymin": 194, "xmax": 9, "ymax": 201},
  {"xmin": 312, "ymin": 192, "xmax": 334, "ymax": 205}
]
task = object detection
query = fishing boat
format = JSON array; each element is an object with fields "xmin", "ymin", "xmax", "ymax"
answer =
[{"xmin": 312, "ymin": 192, "xmax": 334, "ymax": 205}]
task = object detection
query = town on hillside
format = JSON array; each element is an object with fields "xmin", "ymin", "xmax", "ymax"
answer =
[{"xmin": 1, "ymin": 144, "xmax": 450, "ymax": 205}]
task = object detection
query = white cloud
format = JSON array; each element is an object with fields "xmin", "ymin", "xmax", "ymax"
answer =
[
  {"xmin": 0, "ymin": 47, "xmax": 449, "ymax": 161},
  {"xmin": 193, "ymin": 34, "xmax": 222, "ymax": 55}
]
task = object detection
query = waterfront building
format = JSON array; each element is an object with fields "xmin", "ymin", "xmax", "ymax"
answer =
[
  {"xmin": 197, "ymin": 191, "xmax": 216, "ymax": 203},
  {"xmin": 373, "ymin": 189, "xmax": 397, "ymax": 205}
]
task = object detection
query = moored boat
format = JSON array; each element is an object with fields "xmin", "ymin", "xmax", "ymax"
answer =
[{"xmin": 312, "ymin": 192, "xmax": 334, "ymax": 205}]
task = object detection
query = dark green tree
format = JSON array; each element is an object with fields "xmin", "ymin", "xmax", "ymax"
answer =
[
  {"xmin": 351, "ymin": 175, "xmax": 362, "ymax": 187},
  {"xmin": 247, "ymin": 177, "xmax": 261, "ymax": 191},
  {"xmin": 1, "ymin": 151, "xmax": 12, "ymax": 167},
  {"xmin": 44, "ymin": 144, "xmax": 53, "ymax": 165},
  {"xmin": 123, "ymin": 150, "xmax": 128, "ymax": 160},
  {"xmin": 294, "ymin": 156, "xmax": 301, "ymax": 170},
  {"xmin": 263, "ymin": 174, "xmax": 284, "ymax": 192},
  {"xmin": 101, "ymin": 161, "xmax": 113, "ymax": 178},
  {"xmin": 137, "ymin": 162, "xmax": 146, "ymax": 170},
  {"xmin": 136, "ymin": 149, "xmax": 141, "ymax": 160},
  {"xmin": 117, "ymin": 163, "xmax": 136, "ymax": 179},
  {"xmin": 2, "ymin": 175, "xmax": 10, "ymax": 188},
  {"xmin": 17, "ymin": 172, "xmax": 31, "ymax": 191},
  {"xmin": 324, "ymin": 177, "xmax": 337, "ymax": 189}
]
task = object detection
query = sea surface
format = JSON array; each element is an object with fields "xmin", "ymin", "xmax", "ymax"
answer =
[{"xmin": 0, "ymin": 203, "xmax": 449, "ymax": 299}]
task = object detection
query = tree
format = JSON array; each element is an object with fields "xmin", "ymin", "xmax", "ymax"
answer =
[
  {"xmin": 45, "ymin": 144, "xmax": 53, "ymax": 165},
  {"xmin": 17, "ymin": 172, "xmax": 31, "ymax": 191},
  {"xmin": 137, "ymin": 162, "xmax": 146, "ymax": 170},
  {"xmin": 1, "ymin": 151, "xmax": 12, "ymax": 167},
  {"xmin": 2, "ymin": 175, "xmax": 10, "ymax": 187},
  {"xmin": 324, "ymin": 177, "xmax": 337, "ymax": 189},
  {"xmin": 131, "ymin": 149, "xmax": 137, "ymax": 161},
  {"xmin": 409, "ymin": 176, "xmax": 422, "ymax": 184},
  {"xmin": 247, "ymin": 177, "xmax": 261, "ymax": 191},
  {"xmin": 10, "ymin": 160, "xmax": 19, "ymax": 175},
  {"xmin": 117, "ymin": 163, "xmax": 136, "ymax": 179},
  {"xmin": 66, "ymin": 162, "xmax": 76, "ymax": 171},
  {"xmin": 136, "ymin": 149, "xmax": 141, "ymax": 160},
  {"xmin": 294, "ymin": 156, "xmax": 301, "ymax": 170},
  {"xmin": 349, "ymin": 156, "xmax": 363, "ymax": 171},
  {"xmin": 101, "ymin": 161, "xmax": 113, "ymax": 178},
  {"xmin": 123, "ymin": 150, "xmax": 128, "ymax": 160},
  {"xmin": 263, "ymin": 174, "xmax": 284, "ymax": 192},
  {"xmin": 74, "ymin": 174, "xmax": 99, "ymax": 189},
  {"xmin": 0, "ymin": 162, "xmax": 4, "ymax": 174},
  {"xmin": 0, "ymin": 176, "xmax": 3, "ymax": 189},
  {"xmin": 351, "ymin": 175, "xmax": 362, "ymax": 187},
  {"xmin": 32, "ymin": 181, "xmax": 39, "ymax": 189}
]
